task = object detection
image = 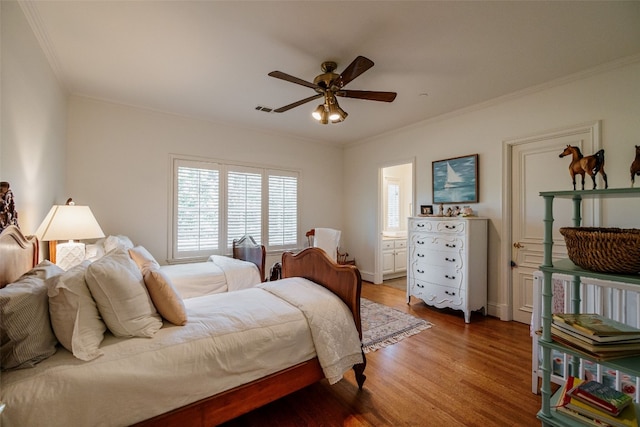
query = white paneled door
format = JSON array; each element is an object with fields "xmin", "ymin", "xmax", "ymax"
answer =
[{"xmin": 509, "ymin": 122, "xmax": 601, "ymax": 324}]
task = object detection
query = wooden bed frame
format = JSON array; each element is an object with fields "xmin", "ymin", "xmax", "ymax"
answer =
[
  {"xmin": 232, "ymin": 234, "xmax": 266, "ymax": 282},
  {"xmin": 0, "ymin": 225, "xmax": 366, "ymax": 427}
]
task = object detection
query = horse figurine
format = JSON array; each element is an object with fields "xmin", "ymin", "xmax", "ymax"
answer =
[
  {"xmin": 558, "ymin": 145, "xmax": 608, "ymax": 190},
  {"xmin": 631, "ymin": 145, "xmax": 640, "ymax": 187}
]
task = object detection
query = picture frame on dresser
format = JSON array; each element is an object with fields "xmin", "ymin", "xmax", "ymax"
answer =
[
  {"xmin": 420, "ymin": 205, "xmax": 433, "ymax": 215},
  {"xmin": 432, "ymin": 154, "xmax": 479, "ymax": 204}
]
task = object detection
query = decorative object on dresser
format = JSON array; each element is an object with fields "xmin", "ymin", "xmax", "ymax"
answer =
[
  {"xmin": 420, "ymin": 205, "xmax": 433, "ymax": 215},
  {"xmin": 558, "ymin": 145, "xmax": 608, "ymax": 190},
  {"xmin": 631, "ymin": 145, "xmax": 640, "ymax": 187},
  {"xmin": 432, "ymin": 154, "xmax": 479, "ymax": 204},
  {"xmin": 35, "ymin": 198, "xmax": 105, "ymax": 270},
  {"xmin": 407, "ymin": 216, "xmax": 488, "ymax": 323}
]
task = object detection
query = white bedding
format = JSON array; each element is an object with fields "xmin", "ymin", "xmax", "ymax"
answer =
[
  {"xmin": 161, "ymin": 255, "xmax": 261, "ymax": 298},
  {"xmin": 0, "ymin": 277, "xmax": 362, "ymax": 427}
]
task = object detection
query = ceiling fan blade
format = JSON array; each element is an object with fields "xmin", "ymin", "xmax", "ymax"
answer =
[
  {"xmin": 336, "ymin": 90, "xmax": 397, "ymax": 102},
  {"xmin": 336, "ymin": 56, "xmax": 374, "ymax": 88},
  {"xmin": 273, "ymin": 93, "xmax": 323, "ymax": 113},
  {"xmin": 268, "ymin": 71, "xmax": 319, "ymax": 90}
]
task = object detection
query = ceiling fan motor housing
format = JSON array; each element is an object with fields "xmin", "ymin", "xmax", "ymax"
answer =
[{"xmin": 314, "ymin": 61, "xmax": 340, "ymax": 91}]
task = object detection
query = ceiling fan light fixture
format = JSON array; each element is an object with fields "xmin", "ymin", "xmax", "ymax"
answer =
[
  {"xmin": 311, "ymin": 104, "xmax": 325, "ymax": 121},
  {"xmin": 331, "ymin": 106, "xmax": 348, "ymax": 123},
  {"xmin": 325, "ymin": 94, "xmax": 347, "ymax": 123}
]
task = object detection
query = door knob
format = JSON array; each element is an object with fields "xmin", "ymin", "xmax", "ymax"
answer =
[{"xmin": 513, "ymin": 242, "xmax": 525, "ymax": 249}]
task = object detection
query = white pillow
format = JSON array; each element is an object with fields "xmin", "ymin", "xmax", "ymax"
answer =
[
  {"xmin": 47, "ymin": 261, "xmax": 106, "ymax": 361},
  {"xmin": 104, "ymin": 235, "xmax": 134, "ymax": 253},
  {"xmin": 85, "ymin": 248, "xmax": 162, "ymax": 338}
]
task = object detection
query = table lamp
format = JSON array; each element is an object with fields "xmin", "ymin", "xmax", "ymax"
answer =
[{"xmin": 35, "ymin": 199, "xmax": 105, "ymax": 270}]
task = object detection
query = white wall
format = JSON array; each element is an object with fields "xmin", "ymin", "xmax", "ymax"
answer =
[
  {"xmin": 66, "ymin": 96, "xmax": 344, "ymax": 263},
  {"xmin": 1, "ymin": 1, "xmax": 67, "ymax": 235},
  {"xmin": 344, "ymin": 60, "xmax": 640, "ymax": 318}
]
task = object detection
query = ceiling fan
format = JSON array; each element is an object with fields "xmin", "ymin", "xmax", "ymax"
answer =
[{"xmin": 268, "ymin": 56, "xmax": 397, "ymax": 124}]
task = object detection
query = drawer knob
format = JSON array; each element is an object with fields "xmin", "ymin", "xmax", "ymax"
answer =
[
  {"xmin": 445, "ymin": 274, "xmax": 456, "ymax": 280},
  {"xmin": 445, "ymin": 243, "xmax": 456, "ymax": 248},
  {"xmin": 417, "ymin": 240, "xmax": 425, "ymax": 245},
  {"xmin": 445, "ymin": 257, "xmax": 455, "ymax": 262},
  {"xmin": 417, "ymin": 223, "xmax": 425, "ymax": 228},
  {"xmin": 417, "ymin": 283, "xmax": 424, "ymax": 288},
  {"xmin": 417, "ymin": 253, "xmax": 425, "ymax": 258},
  {"xmin": 417, "ymin": 269, "xmax": 425, "ymax": 274},
  {"xmin": 445, "ymin": 290, "xmax": 456, "ymax": 296},
  {"xmin": 445, "ymin": 225, "xmax": 455, "ymax": 229}
]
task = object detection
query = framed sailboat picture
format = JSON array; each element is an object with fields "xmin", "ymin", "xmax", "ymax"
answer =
[{"xmin": 432, "ymin": 154, "xmax": 479, "ymax": 203}]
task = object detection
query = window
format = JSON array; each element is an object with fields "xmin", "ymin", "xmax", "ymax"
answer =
[
  {"xmin": 268, "ymin": 172, "xmax": 298, "ymax": 247},
  {"xmin": 386, "ymin": 179, "xmax": 401, "ymax": 230},
  {"xmin": 171, "ymin": 157, "xmax": 298, "ymax": 261}
]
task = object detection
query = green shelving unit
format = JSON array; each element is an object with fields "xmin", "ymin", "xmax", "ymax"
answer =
[{"xmin": 537, "ymin": 187, "xmax": 640, "ymax": 426}]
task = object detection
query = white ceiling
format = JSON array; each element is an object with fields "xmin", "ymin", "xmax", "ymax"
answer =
[{"xmin": 23, "ymin": 1, "xmax": 640, "ymax": 145}]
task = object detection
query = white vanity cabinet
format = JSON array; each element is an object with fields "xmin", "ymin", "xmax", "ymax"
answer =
[
  {"xmin": 382, "ymin": 238, "xmax": 407, "ymax": 278},
  {"xmin": 407, "ymin": 216, "xmax": 488, "ymax": 323}
]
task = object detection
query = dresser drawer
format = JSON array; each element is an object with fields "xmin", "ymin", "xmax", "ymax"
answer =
[
  {"xmin": 410, "ymin": 262, "xmax": 464, "ymax": 289},
  {"xmin": 413, "ymin": 248, "xmax": 462, "ymax": 269},
  {"xmin": 410, "ymin": 219, "xmax": 466, "ymax": 234},
  {"xmin": 411, "ymin": 233, "xmax": 464, "ymax": 253},
  {"xmin": 394, "ymin": 240, "xmax": 407, "ymax": 249},
  {"xmin": 410, "ymin": 279, "xmax": 463, "ymax": 308}
]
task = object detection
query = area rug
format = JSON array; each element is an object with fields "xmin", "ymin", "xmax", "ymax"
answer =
[{"xmin": 361, "ymin": 298, "xmax": 433, "ymax": 353}]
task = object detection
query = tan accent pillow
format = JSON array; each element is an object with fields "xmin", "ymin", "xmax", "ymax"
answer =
[
  {"xmin": 47, "ymin": 261, "xmax": 106, "ymax": 361},
  {"xmin": 128, "ymin": 246, "xmax": 160, "ymax": 274},
  {"xmin": 85, "ymin": 248, "xmax": 162, "ymax": 337},
  {"xmin": 143, "ymin": 269, "xmax": 188, "ymax": 326}
]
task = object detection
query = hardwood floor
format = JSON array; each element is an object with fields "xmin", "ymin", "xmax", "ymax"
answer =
[{"xmin": 222, "ymin": 280, "xmax": 542, "ymax": 426}]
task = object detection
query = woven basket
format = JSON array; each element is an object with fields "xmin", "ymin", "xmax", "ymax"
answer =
[{"xmin": 559, "ymin": 227, "xmax": 640, "ymax": 274}]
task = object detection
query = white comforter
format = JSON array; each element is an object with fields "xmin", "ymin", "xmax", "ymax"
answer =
[
  {"xmin": 161, "ymin": 255, "xmax": 261, "ymax": 298},
  {"xmin": 0, "ymin": 278, "xmax": 362, "ymax": 427}
]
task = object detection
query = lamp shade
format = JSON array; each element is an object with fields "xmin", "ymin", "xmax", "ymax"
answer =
[{"xmin": 36, "ymin": 205, "xmax": 105, "ymax": 241}]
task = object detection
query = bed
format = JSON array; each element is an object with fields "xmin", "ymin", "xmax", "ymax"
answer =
[
  {"xmin": 0, "ymin": 225, "xmax": 366, "ymax": 426},
  {"xmin": 95, "ymin": 234, "xmax": 266, "ymax": 298}
]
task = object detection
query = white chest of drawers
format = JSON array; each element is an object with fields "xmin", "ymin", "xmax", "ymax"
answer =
[{"xmin": 407, "ymin": 216, "xmax": 488, "ymax": 323}]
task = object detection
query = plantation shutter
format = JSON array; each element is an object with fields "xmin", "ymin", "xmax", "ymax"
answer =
[
  {"xmin": 268, "ymin": 171, "xmax": 298, "ymax": 248},
  {"xmin": 175, "ymin": 162, "xmax": 220, "ymax": 256},
  {"xmin": 227, "ymin": 167, "xmax": 262, "ymax": 247},
  {"xmin": 387, "ymin": 181, "xmax": 400, "ymax": 229}
]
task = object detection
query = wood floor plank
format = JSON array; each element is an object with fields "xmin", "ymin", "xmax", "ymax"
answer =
[{"xmin": 221, "ymin": 280, "xmax": 542, "ymax": 426}]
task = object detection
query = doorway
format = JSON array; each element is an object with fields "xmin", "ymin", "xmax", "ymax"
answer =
[
  {"xmin": 503, "ymin": 121, "xmax": 601, "ymax": 323},
  {"xmin": 376, "ymin": 161, "xmax": 414, "ymax": 284}
]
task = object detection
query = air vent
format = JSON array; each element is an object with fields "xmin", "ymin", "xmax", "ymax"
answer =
[{"xmin": 255, "ymin": 105, "xmax": 273, "ymax": 113}]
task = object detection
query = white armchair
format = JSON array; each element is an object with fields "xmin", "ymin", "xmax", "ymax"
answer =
[{"xmin": 305, "ymin": 228, "xmax": 349, "ymax": 264}]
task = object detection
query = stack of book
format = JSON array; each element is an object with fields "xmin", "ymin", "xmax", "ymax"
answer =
[
  {"xmin": 556, "ymin": 376, "xmax": 638, "ymax": 427},
  {"xmin": 551, "ymin": 313, "xmax": 640, "ymax": 361}
]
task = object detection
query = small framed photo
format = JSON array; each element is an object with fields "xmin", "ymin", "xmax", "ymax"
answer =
[
  {"xmin": 432, "ymin": 154, "xmax": 479, "ymax": 204},
  {"xmin": 420, "ymin": 205, "xmax": 433, "ymax": 215}
]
